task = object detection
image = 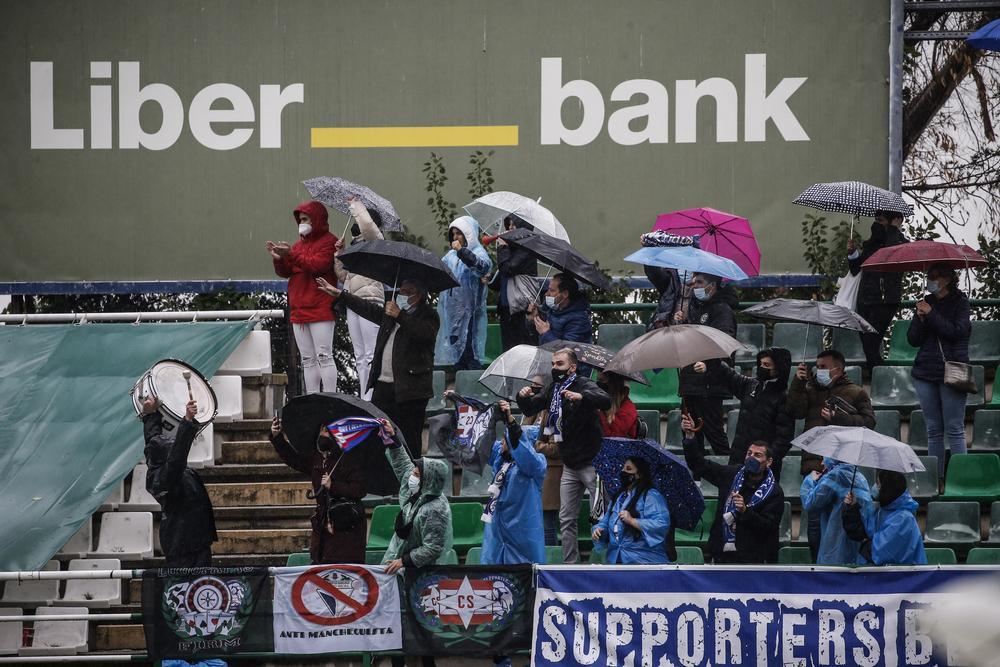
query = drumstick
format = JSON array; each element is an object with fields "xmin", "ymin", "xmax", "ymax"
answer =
[{"xmin": 182, "ymin": 371, "xmax": 194, "ymax": 402}]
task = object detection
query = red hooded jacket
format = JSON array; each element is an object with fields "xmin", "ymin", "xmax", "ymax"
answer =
[{"xmin": 272, "ymin": 201, "xmax": 339, "ymax": 324}]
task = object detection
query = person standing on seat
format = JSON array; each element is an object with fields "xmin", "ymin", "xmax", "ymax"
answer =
[
  {"xmin": 491, "ymin": 214, "xmax": 539, "ymax": 349},
  {"xmin": 847, "ymin": 211, "xmax": 909, "ymax": 374},
  {"xmin": 335, "ymin": 198, "xmax": 385, "ymax": 400},
  {"xmin": 674, "ymin": 272, "xmax": 738, "ymax": 456},
  {"xmin": 907, "ymin": 263, "xmax": 972, "ymax": 484},
  {"xmin": 517, "ymin": 349, "xmax": 610, "ymax": 563},
  {"xmin": 592, "ymin": 456, "xmax": 671, "ymax": 564},
  {"xmin": 435, "ymin": 216, "xmax": 492, "ymax": 371},
  {"xmin": 268, "ymin": 417, "xmax": 366, "ymax": 564},
  {"xmin": 316, "ymin": 277, "xmax": 439, "ymax": 459},
  {"xmin": 800, "ymin": 457, "xmax": 872, "ymax": 565},
  {"xmin": 267, "ymin": 200, "xmax": 340, "ymax": 394},
  {"xmin": 527, "ymin": 273, "xmax": 593, "ymax": 344},
  {"xmin": 141, "ymin": 398, "xmax": 217, "ymax": 568},
  {"xmin": 842, "ymin": 470, "xmax": 927, "ymax": 566}
]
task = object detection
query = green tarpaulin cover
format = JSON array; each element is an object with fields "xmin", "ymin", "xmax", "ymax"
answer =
[{"xmin": 0, "ymin": 322, "xmax": 256, "ymax": 571}]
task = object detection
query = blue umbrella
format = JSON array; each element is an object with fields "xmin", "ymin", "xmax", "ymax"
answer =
[
  {"xmin": 967, "ymin": 18, "xmax": 1000, "ymax": 51},
  {"xmin": 592, "ymin": 437, "xmax": 705, "ymax": 530},
  {"xmin": 624, "ymin": 246, "xmax": 749, "ymax": 281}
]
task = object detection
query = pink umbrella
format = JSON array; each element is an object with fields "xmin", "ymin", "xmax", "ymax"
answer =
[{"xmin": 653, "ymin": 207, "xmax": 761, "ymax": 277}]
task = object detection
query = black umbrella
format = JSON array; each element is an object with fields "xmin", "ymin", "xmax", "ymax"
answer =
[
  {"xmin": 280, "ymin": 392, "xmax": 406, "ymax": 496},
  {"xmin": 499, "ymin": 228, "xmax": 612, "ymax": 290},
  {"xmin": 337, "ymin": 239, "xmax": 459, "ymax": 293},
  {"xmin": 539, "ymin": 340, "xmax": 650, "ymax": 385}
]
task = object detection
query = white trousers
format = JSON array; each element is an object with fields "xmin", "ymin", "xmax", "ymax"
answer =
[
  {"xmin": 293, "ymin": 321, "xmax": 338, "ymax": 394},
  {"xmin": 346, "ymin": 309, "xmax": 380, "ymax": 400}
]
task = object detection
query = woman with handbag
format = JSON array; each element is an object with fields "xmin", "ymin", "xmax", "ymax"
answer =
[
  {"xmin": 907, "ymin": 263, "xmax": 973, "ymax": 484},
  {"xmin": 269, "ymin": 417, "xmax": 367, "ymax": 564}
]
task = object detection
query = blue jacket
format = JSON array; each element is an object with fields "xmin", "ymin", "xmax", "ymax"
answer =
[
  {"xmin": 481, "ymin": 424, "xmax": 547, "ymax": 565},
  {"xmin": 435, "ymin": 216, "xmax": 492, "ymax": 365},
  {"xmin": 538, "ymin": 294, "xmax": 593, "ymax": 345},
  {"xmin": 801, "ymin": 461, "xmax": 872, "ymax": 565},
  {"xmin": 859, "ymin": 491, "xmax": 927, "ymax": 566},
  {"xmin": 907, "ymin": 289, "xmax": 971, "ymax": 384},
  {"xmin": 594, "ymin": 487, "xmax": 671, "ymax": 565}
]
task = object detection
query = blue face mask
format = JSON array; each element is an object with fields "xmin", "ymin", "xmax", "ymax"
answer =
[
  {"xmin": 815, "ymin": 368, "xmax": 832, "ymax": 387},
  {"xmin": 926, "ymin": 279, "xmax": 941, "ymax": 294},
  {"xmin": 693, "ymin": 287, "xmax": 709, "ymax": 301},
  {"xmin": 744, "ymin": 456, "xmax": 762, "ymax": 475},
  {"xmin": 395, "ymin": 294, "xmax": 412, "ymax": 311}
]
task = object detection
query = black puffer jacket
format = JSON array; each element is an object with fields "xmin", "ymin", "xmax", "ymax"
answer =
[
  {"xmin": 722, "ymin": 347, "xmax": 795, "ymax": 465},
  {"xmin": 678, "ymin": 284, "xmax": 739, "ymax": 398},
  {"xmin": 517, "ymin": 375, "xmax": 611, "ymax": 470},
  {"xmin": 848, "ymin": 223, "xmax": 908, "ymax": 306},
  {"xmin": 907, "ymin": 288, "xmax": 971, "ymax": 383},
  {"xmin": 143, "ymin": 413, "xmax": 217, "ymax": 560}
]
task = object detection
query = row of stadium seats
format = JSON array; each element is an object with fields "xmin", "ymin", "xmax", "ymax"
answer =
[
  {"xmin": 0, "ymin": 606, "xmax": 89, "ymax": 656},
  {"xmin": 0, "ymin": 560, "xmax": 122, "ymax": 609}
]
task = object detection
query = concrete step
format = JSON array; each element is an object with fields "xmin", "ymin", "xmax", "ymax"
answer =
[
  {"xmin": 216, "ymin": 528, "xmax": 312, "ymax": 555},
  {"xmin": 215, "ymin": 418, "xmax": 273, "ymax": 442},
  {"xmin": 199, "ymin": 463, "xmax": 299, "ymax": 482},
  {"xmin": 221, "ymin": 439, "xmax": 283, "ymax": 464},
  {"xmin": 206, "ymin": 481, "xmax": 313, "ymax": 507},
  {"xmin": 95, "ymin": 624, "xmax": 145, "ymax": 651}
]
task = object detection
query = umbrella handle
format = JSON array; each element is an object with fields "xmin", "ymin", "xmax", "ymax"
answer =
[
  {"xmin": 536, "ymin": 264, "xmax": 553, "ymax": 301},
  {"xmin": 801, "ymin": 322, "xmax": 810, "ymax": 366},
  {"xmin": 341, "ymin": 213, "xmax": 352, "ymax": 243},
  {"xmin": 681, "ymin": 398, "xmax": 704, "ymax": 433},
  {"xmin": 849, "ymin": 465, "xmax": 857, "ymax": 493}
]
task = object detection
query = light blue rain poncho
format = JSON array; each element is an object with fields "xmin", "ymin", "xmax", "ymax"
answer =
[
  {"xmin": 800, "ymin": 457, "xmax": 872, "ymax": 565},
  {"xmin": 594, "ymin": 485, "xmax": 672, "ymax": 565},
  {"xmin": 481, "ymin": 424, "xmax": 547, "ymax": 565},
  {"xmin": 434, "ymin": 216, "xmax": 492, "ymax": 366},
  {"xmin": 859, "ymin": 490, "xmax": 927, "ymax": 566}
]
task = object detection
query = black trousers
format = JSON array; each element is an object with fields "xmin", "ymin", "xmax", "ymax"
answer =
[
  {"xmin": 498, "ymin": 305, "xmax": 535, "ymax": 350},
  {"xmin": 165, "ymin": 545, "xmax": 212, "ymax": 568},
  {"xmin": 372, "ymin": 381, "xmax": 430, "ymax": 459},
  {"xmin": 857, "ymin": 303, "xmax": 898, "ymax": 371},
  {"xmin": 684, "ymin": 396, "xmax": 730, "ymax": 457}
]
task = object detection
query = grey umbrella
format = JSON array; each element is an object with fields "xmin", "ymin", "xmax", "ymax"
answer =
[
  {"xmin": 302, "ymin": 176, "xmax": 402, "ymax": 232},
  {"xmin": 605, "ymin": 325, "xmax": 746, "ymax": 374},
  {"xmin": 742, "ymin": 298, "xmax": 875, "ymax": 363}
]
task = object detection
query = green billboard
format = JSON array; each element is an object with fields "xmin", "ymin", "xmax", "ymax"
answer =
[{"xmin": 0, "ymin": 0, "xmax": 889, "ymax": 283}]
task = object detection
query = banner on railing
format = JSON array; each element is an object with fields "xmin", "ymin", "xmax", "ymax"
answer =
[
  {"xmin": 142, "ymin": 567, "xmax": 273, "ymax": 661},
  {"xmin": 272, "ymin": 564, "xmax": 402, "ymax": 654},
  {"xmin": 532, "ymin": 565, "xmax": 1000, "ymax": 667},
  {"xmin": 402, "ymin": 565, "xmax": 534, "ymax": 656}
]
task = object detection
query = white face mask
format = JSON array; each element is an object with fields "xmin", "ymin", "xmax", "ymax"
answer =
[
  {"xmin": 298, "ymin": 223, "xmax": 313, "ymax": 236},
  {"xmin": 544, "ymin": 295, "xmax": 558, "ymax": 309},
  {"xmin": 693, "ymin": 287, "xmax": 709, "ymax": 301},
  {"xmin": 407, "ymin": 474, "xmax": 421, "ymax": 495},
  {"xmin": 396, "ymin": 294, "xmax": 412, "ymax": 311},
  {"xmin": 815, "ymin": 368, "xmax": 833, "ymax": 387}
]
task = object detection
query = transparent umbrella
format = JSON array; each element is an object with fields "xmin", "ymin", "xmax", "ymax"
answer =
[{"xmin": 479, "ymin": 344, "xmax": 552, "ymax": 400}]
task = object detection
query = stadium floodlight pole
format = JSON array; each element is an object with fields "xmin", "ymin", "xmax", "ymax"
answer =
[{"xmin": 889, "ymin": 0, "xmax": 904, "ymax": 194}]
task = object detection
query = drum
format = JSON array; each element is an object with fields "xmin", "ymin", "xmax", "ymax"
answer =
[{"xmin": 130, "ymin": 359, "xmax": 218, "ymax": 433}]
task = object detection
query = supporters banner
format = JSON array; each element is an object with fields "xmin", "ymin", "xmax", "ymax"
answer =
[
  {"xmin": 141, "ymin": 567, "xmax": 273, "ymax": 660},
  {"xmin": 402, "ymin": 565, "xmax": 534, "ymax": 656},
  {"xmin": 272, "ymin": 565, "xmax": 402, "ymax": 654},
  {"xmin": 533, "ymin": 565, "xmax": 1000, "ymax": 667}
]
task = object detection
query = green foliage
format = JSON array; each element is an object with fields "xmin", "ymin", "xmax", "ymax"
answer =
[
  {"xmin": 973, "ymin": 232, "xmax": 1000, "ymax": 320},
  {"xmin": 422, "ymin": 152, "xmax": 458, "ymax": 243},
  {"xmin": 466, "ymin": 150, "xmax": 495, "ymax": 199},
  {"xmin": 799, "ymin": 214, "xmax": 861, "ymax": 300}
]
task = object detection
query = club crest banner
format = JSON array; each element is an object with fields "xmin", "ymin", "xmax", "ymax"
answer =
[
  {"xmin": 403, "ymin": 565, "xmax": 534, "ymax": 656},
  {"xmin": 272, "ymin": 565, "xmax": 402, "ymax": 654},
  {"xmin": 141, "ymin": 567, "xmax": 273, "ymax": 660}
]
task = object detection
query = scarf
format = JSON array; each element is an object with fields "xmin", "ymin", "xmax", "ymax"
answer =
[
  {"xmin": 481, "ymin": 458, "xmax": 514, "ymax": 524},
  {"xmin": 544, "ymin": 372, "xmax": 577, "ymax": 442},
  {"xmin": 722, "ymin": 467, "xmax": 776, "ymax": 551}
]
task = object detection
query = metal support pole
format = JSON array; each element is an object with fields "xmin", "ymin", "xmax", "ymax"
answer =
[{"xmin": 889, "ymin": 0, "xmax": 905, "ymax": 194}]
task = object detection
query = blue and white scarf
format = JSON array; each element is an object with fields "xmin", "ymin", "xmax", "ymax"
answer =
[
  {"xmin": 544, "ymin": 372, "xmax": 577, "ymax": 442},
  {"xmin": 722, "ymin": 466, "xmax": 776, "ymax": 551},
  {"xmin": 481, "ymin": 458, "xmax": 514, "ymax": 524}
]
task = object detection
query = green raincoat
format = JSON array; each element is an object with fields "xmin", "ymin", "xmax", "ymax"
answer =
[{"xmin": 381, "ymin": 445, "xmax": 454, "ymax": 567}]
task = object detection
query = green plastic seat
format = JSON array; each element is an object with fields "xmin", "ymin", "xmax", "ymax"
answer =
[
  {"xmin": 665, "ymin": 409, "xmax": 684, "ymax": 451},
  {"xmin": 940, "ymin": 453, "xmax": 1000, "ymax": 502},
  {"xmin": 454, "ymin": 370, "xmax": 497, "ymax": 405},
  {"xmin": 870, "ymin": 366, "xmax": 920, "ymax": 411},
  {"xmin": 778, "ymin": 546, "xmax": 813, "ymax": 564},
  {"xmin": 832, "ymin": 328, "xmax": 866, "ymax": 366},
  {"xmin": 438, "ymin": 548, "xmax": 459, "ymax": 565},
  {"xmin": 904, "ymin": 456, "xmax": 939, "ymax": 501},
  {"xmin": 675, "ymin": 546, "xmax": 705, "ymax": 564},
  {"xmin": 545, "ymin": 546, "xmax": 564, "ymax": 564},
  {"xmin": 989, "ymin": 502, "xmax": 1000, "ymax": 542},
  {"xmin": 365, "ymin": 549, "xmax": 386, "ymax": 565},
  {"xmin": 596, "ymin": 323, "xmax": 646, "ymax": 353},
  {"xmin": 925, "ymin": 548, "xmax": 958, "ymax": 565},
  {"xmin": 451, "ymin": 502, "xmax": 484, "ymax": 553},
  {"xmin": 993, "ymin": 373, "xmax": 1000, "ymax": 407},
  {"xmin": 460, "ymin": 468, "xmax": 493, "ymax": 499},
  {"xmin": 772, "ymin": 323, "xmax": 824, "ymax": 364},
  {"xmin": 779, "ymin": 501, "xmax": 792, "ymax": 546},
  {"xmin": 465, "ymin": 547, "xmax": 482, "ymax": 565},
  {"xmin": 676, "ymin": 499, "xmax": 717, "ymax": 547},
  {"xmin": 699, "ymin": 457, "xmax": 729, "ymax": 499},
  {"xmin": 967, "ymin": 366, "xmax": 986, "ymax": 407},
  {"xmin": 630, "ymin": 369, "xmax": 680, "ymax": 412},
  {"xmin": 484, "ymin": 324, "xmax": 502, "ymax": 365},
  {"xmin": 425, "ymin": 371, "xmax": 448, "ymax": 414},
  {"xmin": 908, "ymin": 410, "xmax": 928, "ymax": 454},
  {"xmin": 873, "ymin": 410, "xmax": 901, "ymax": 440},
  {"xmin": 969, "ymin": 321, "xmax": 1000, "ymax": 368},
  {"xmin": 794, "ymin": 509, "xmax": 810, "ymax": 544},
  {"xmin": 966, "ymin": 547, "xmax": 1000, "ymax": 564},
  {"xmin": 636, "ymin": 409, "xmax": 661, "ymax": 443},
  {"xmin": 780, "ymin": 456, "xmax": 803, "ymax": 504},
  {"xmin": 735, "ymin": 324, "xmax": 765, "ymax": 365},
  {"xmin": 844, "ymin": 365, "xmax": 862, "ymax": 387},
  {"xmin": 794, "ymin": 419, "xmax": 805, "ymax": 438},
  {"xmin": 366, "ymin": 504, "xmax": 401, "ymax": 551},
  {"xmin": 973, "ymin": 410, "xmax": 1000, "ymax": 451},
  {"xmin": 588, "ymin": 548, "xmax": 606, "ymax": 564},
  {"xmin": 887, "ymin": 325, "xmax": 918, "ymax": 366},
  {"xmin": 726, "ymin": 409, "xmax": 740, "ymax": 446},
  {"xmin": 924, "ymin": 501, "xmax": 981, "ymax": 543},
  {"xmin": 286, "ymin": 552, "xmax": 311, "ymax": 567}
]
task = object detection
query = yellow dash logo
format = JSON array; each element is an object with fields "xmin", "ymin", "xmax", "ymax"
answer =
[{"xmin": 310, "ymin": 125, "xmax": 519, "ymax": 148}]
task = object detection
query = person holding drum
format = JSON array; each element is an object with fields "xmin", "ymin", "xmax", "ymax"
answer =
[{"xmin": 266, "ymin": 200, "xmax": 340, "ymax": 394}]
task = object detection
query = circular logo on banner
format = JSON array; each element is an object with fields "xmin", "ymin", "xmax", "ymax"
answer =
[{"xmin": 290, "ymin": 565, "xmax": 379, "ymax": 626}]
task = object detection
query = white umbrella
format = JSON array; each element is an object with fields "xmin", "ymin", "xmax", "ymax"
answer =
[
  {"xmin": 463, "ymin": 191, "xmax": 570, "ymax": 242},
  {"xmin": 792, "ymin": 426, "xmax": 925, "ymax": 473},
  {"xmin": 605, "ymin": 324, "xmax": 746, "ymax": 374}
]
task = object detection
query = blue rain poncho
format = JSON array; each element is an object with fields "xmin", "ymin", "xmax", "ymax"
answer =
[
  {"xmin": 800, "ymin": 458, "xmax": 872, "ymax": 565},
  {"xmin": 594, "ymin": 487, "xmax": 671, "ymax": 564},
  {"xmin": 435, "ymin": 216, "xmax": 492, "ymax": 365},
  {"xmin": 481, "ymin": 424, "xmax": 547, "ymax": 565},
  {"xmin": 859, "ymin": 490, "xmax": 927, "ymax": 566}
]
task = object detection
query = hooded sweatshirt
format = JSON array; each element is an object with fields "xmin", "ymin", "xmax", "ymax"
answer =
[
  {"xmin": 720, "ymin": 347, "xmax": 795, "ymax": 465},
  {"xmin": 435, "ymin": 216, "xmax": 493, "ymax": 365},
  {"xmin": 800, "ymin": 459, "xmax": 872, "ymax": 565},
  {"xmin": 678, "ymin": 283, "xmax": 739, "ymax": 398},
  {"xmin": 382, "ymin": 445, "xmax": 454, "ymax": 567},
  {"xmin": 272, "ymin": 200, "xmax": 339, "ymax": 324},
  {"xmin": 852, "ymin": 490, "xmax": 927, "ymax": 566}
]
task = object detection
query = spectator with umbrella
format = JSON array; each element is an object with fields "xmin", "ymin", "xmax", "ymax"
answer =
[
  {"xmin": 266, "ymin": 200, "xmax": 340, "ymax": 394},
  {"xmin": 489, "ymin": 214, "xmax": 540, "ymax": 349},
  {"xmin": 592, "ymin": 455, "xmax": 671, "ymax": 564},
  {"xmin": 800, "ymin": 457, "xmax": 872, "ymax": 565},
  {"xmin": 434, "ymin": 216, "xmax": 493, "ymax": 371},
  {"xmin": 673, "ymin": 272, "xmax": 739, "ymax": 456},
  {"xmin": 527, "ymin": 273, "xmax": 594, "ymax": 344},
  {"xmin": 516, "ymin": 348, "xmax": 610, "ymax": 563},
  {"xmin": 842, "ymin": 470, "xmax": 927, "ymax": 566}
]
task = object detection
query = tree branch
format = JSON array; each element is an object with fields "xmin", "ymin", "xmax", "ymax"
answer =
[{"xmin": 903, "ymin": 177, "xmax": 1000, "ymax": 191}]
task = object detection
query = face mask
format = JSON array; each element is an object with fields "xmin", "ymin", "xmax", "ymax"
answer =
[
  {"xmin": 744, "ymin": 456, "xmax": 762, "ymax": 475},
  {"xmin": 298, "ymin": 223, "xmax": 313, "ymax": 236},
  {"xmin": 693, "ymin": 287, "xmax": 709, "ymax": 301},
  {"xmin": 926, "ymin": 279, "xmax": 941, "ymax": 294},
  {"xmin": 395, "ymin": 294, "xmax": 412, "ymax": 311},
  {"xmin": 551, "ymin": 368, "xmax": 567, "ymax": 382},
  {"xmin": 756, "ymin": 366, "xmax": 773, "ymax": 383},
  {"xmin": 316, "ymin": 435, "xmax": 334, "ymax": 452},
  {"xmin": 619, "ymin": 472, "xmax": 635, "ymax": 488},
  {"xmin": 544, "ymin": 295, "xmax": 559, "ymax": 309},
  {"xmin": 407, "ymin": 474, "xmax": 421, "ymax": 495},
  {"xmin": 351, "ymin": 223, "xmax": 361, "ymax": 238},
  {"xmin": 815, "ymin": 368, "xmax": 833, "ymax": 387},
  {"xmin": 870, "ymin": 222, "xmax": 886, "ymax": 240},
  {"xmin": 872, "ymin": 485, "xmax": 880, "ymax": 501}
]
